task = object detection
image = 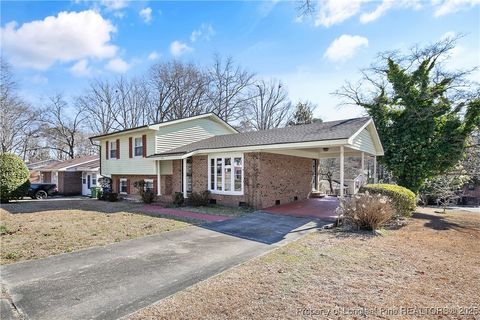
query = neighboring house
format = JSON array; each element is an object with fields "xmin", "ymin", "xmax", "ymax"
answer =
[
  {"xmin": 39, "ymin": 155, "xmax": 101, "ymax": 196},
  {"xmin": 27, "ymin": 159, "xmax": 61, "ymax": 183},
  {"xmin": 90, "ymin": 113, "xmax": 384, "ymax": 209}
]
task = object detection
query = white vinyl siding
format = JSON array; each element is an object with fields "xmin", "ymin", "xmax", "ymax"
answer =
[
  {"xmin": 100, "ymin": 131, "xmax": 156, "ymax": 176},
  {"xmin": 351, "ymin": 128, "xmax": 377, "ymax": 155},
  {"xmin": 155, "ymin": 118, "xmax": 233, "ymax": 153},
  {"xmin": 160, "ymin": 160, "xmax": 173, "ymax": 175}
]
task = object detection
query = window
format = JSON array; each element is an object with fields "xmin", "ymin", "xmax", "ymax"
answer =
[
  {"xmin": 120, "ymin": 179, "xmax": 127, "ymax": 194},
  {"xmin": 134, "ymin": 137, "xmax": 143, "ymax": 157},
  {"xmin": 208, "ymin": 154, "xmax": 243, "ymax": 195},
  {"xmin": 92, "ymin": 174, "xmax": 97, "ymax": 186},
  {"xmin": 144, "ymin": 179, "xmax": 154, "ymax": 192},
  {"xmin": 110, "ymin": 141, "xmax": 117, "ymax": 159}
]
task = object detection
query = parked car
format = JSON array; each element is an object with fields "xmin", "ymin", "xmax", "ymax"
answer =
[{"xmin": 28, "ymin": 183, "xmax": 58, "ymax": 199}]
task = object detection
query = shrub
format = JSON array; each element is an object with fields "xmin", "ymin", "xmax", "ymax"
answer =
[
  {"xmin": 141, "ymin": 190, "xmax": 155, "ymax": 204},
  {"xmin": 187, "ymin": 190, "xmax": 210, "ymax": 207},
  {"xmin": 173, "ymin": 192, "xmax": 184, "ymax": 206},
  {"xmin": 0, "ymin": 153, "xmax": 30, "ymax": 203},
  {"xmin": 106, "ymin": 192, "xmax": 118, "ymax": 202},
  {"xmin": 359, "ymin": 184, "xmax": 416, "ymax": 217},
  {"xmin": 338, "ymin": 193, "xmax": 394, "ymax": 231},
  {"xmin": 96, "ymin": 189, "xmax": 103, "ymax": 200}
]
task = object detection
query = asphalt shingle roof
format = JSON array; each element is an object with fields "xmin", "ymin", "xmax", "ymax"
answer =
[
  {"xmin": 154, "ymin": 117, "xmax": 370, "ymax": 156},
  {"xmin": 41, "ymin": 155, "xmax": 99, "ymax": 170}
]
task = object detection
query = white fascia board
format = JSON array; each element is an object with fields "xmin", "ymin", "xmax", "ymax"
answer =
[
  {"xmin": 151, "ymin": 138, "xmax": 350, "ymax": 160},
  {"xmin": 149, "ymin": 113, "xmax": 238, "ymax": 134}
]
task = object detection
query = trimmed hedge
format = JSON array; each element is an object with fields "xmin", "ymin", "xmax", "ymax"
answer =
[
  {"xmin": 359, "ymin": 184, "xmax": 416, "ymax": 217},
  {"xmin": 0, "ymin": 153, "xmax": 30, "ymax": 203}
]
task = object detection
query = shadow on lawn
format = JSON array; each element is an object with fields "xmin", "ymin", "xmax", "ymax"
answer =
[{"xmin": 412, "ymin": 212, "xmax": 467, "ymax": 230}]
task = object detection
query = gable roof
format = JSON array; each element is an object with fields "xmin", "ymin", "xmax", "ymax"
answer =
[
  {"xmin": 151, "ymin": 117, "xmax": 373, "ymax": 157},
  {"xmin": 40, "ymin": 155, "xmax": 99, "ymax": 171},
  {"xmin": 89, "ymin": 113, "xmax": 238, "ymax": 140}
]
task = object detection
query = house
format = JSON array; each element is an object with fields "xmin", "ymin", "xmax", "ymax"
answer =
[
  {"xmin": 90, "ymin": 113, "xmax": 384, "ymax": 209},
  {"xmin": 26, "ymin": 159, "xmax": 61, "ymax": 183},
  {"xmin": 39, "ymin": 155, "xmax": 101, "ymax": 196}
]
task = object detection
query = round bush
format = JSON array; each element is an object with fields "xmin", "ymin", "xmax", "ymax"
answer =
[
  {"xmin": 0, "ymin": 153, "xmax": 30, "ymax": 203},
  {"xmin": 359, "ymin": 184, "xmax": 416, "ymax": 217}
]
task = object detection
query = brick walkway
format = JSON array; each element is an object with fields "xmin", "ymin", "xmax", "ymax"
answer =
[
  {"xmin": 262, "ymin": 197, "xmax": 339, "ymax": 221},
  {"xmin": 141, "ymin": 206, "xmax": 234, "ymax": 222}
]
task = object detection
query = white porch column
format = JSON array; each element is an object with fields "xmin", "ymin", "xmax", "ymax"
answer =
[
  {"xmin": 340, "ymin": 146, "xmax": 345, "ymax": 198},
  {"xmin": 317, "ymin": 158, "xmax": 321, "ymax": 192},
  {"xmin": 361, "ymin": 152, "xmax": 365, "ymax": 175},
  {"xmin": 182, "ymin": 158, "xmax": 187, "ymax": 196},
  {"xmin": 373, "ymin": 156, "xmax": 378, "ymax": 183},
  {"xmin": 157, "ymin": 161, "xmax": 161, "ymax": 196}
]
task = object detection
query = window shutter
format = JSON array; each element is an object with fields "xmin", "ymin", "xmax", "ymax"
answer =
[
  {"xmin": 153, "ymin": 178, "xmax": 157, "ymax": 195},
  {"xmin": 142, "ymin": 134, "xmax": 147, "ymax": 158},
  {"xmin": 106, "ymin": 141, "xmax": 109, "ymax": 160},
  {"xmin": 129, "ymin": 137, "xmax": 133, "ymax": 158},
  {"xmin": 126, "ymin": 179, "xmax": 130, "ymax": 194},
  {"xmin": 116, "ymin": 139, "xmax": 120, "ymax": 159}
]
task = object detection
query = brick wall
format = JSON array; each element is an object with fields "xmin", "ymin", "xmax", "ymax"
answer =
[
  {"xmin": 182, "ymin": 152, "xmax": 313, "ymax": 209},
  {"xmin": 111, "ymin": 174, "xmax": 157, "ymax": 196},
  {"xmin": 250, "ymin": 152, "xmax": 313, "ymax": 209}
]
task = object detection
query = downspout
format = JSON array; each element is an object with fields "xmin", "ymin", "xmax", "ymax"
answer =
[{"xmin": 89, "ymin": 138, "xmax": 102, "ymax": 177}]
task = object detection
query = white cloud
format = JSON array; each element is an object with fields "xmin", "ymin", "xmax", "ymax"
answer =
[
  {"xmin": 315, "ymin": 0, "xmax": 364, "ymax": 27},
  {"xmin": 324, "ymin": 34, "xmax": 369, "ymax": 62},
  {"xmin": 101, "ymin": 0, "xmax": 128, "ymax": 11},
  {"xmin": 148, "ymin": 51, "xmax": 159, "ymax": 61},
  {"xmin": 432, "ymin": 0, "xmax": 480, "ymax": 16},
  {"xmin": 139, "ymin": 7, "xmax": 152, "ymax": 23},
  {"xmin": 360, "ymin": 0, "xmax": 422, "ymax": 23},
  {"xmin": 360, "ymin": 0, "xmax": 395, "ymax": 23},
  {"xmin": 1, "ymin": 10, "xmax": 117, "ymax": 70},
  {"xmin": 441, "ymin": 31, "xmax": 457, "ymax": 40},
  {"xmin": 169, "ymin": 40, "xmax": 192, "ymax": 57},
  {"xmin": 70, "ymin": 59, "xmax": 92, "ymax": 77},
  {"xmin": 105, "ymin": 57, "xmax": 130, "ymax": 73},
  {"xmin": 28, "ymin": 74, "xmax": 48, "ymax": 85},
  {"xmin": 190, "ymin": 23, "xmax": 215, "ymax": 42}
]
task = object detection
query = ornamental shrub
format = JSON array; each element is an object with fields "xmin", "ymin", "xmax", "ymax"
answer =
[
  {"xmin": 359, "ymin": 184, "xmax": 416, "ymax": 217},
  {"xmin": 141, "ymin": 190, "xmax": 155, "ymax": 204},
  {"xmin": 338, "ymin": 192, "xmax": 394, "ymax": 231},
  {"xmin": 0, "ymin": 153, "xmax": 30, "ymax": 203},
  {"xmin": 173, "ymin": 192, "xmax": 184, "ymax": 206},
  {"xmin": 187, "ymin": 190, "xmax": 210, "ymax": 207}
]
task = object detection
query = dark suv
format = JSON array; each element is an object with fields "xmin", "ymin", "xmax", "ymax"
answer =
[{"xmin": 28, "ymin": 184, "xmax": 58, "ymax": 199}]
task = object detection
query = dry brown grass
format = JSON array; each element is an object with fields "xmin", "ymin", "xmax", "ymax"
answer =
[
  {"xmin": 0, "ymin": 199, "xmax": 189, "ymax": 264},
  {"xmin": 129, "ymin": 207, "xmax": 480, "ymax": 320}
]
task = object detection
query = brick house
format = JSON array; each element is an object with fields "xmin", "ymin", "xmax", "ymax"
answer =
[
  {"xmin": 90, "ymin": 113, "xmax": 384, "ymax": 209},
  {"xmin": 39, "ymin": 155, "xmax": 101, "ymax": 196}
]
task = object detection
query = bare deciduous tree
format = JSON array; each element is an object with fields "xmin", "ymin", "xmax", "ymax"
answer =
[
  {"xmin": 245, "ymin": 79, "xmax": 293, "ymax": 130},
  {"xmin": 0, "ymin": 60, "xmax": 40, "ymax": 160},
  {"xmin": 207, "ymin": 55, "xmax": 255, "ymax": 122},
  {"xmin": 77, "ymin": 79, "xmax": 117, "ymax": 134},
  {"xmin": 42, "ymin": 94, "xmax": 87, "ymax": 159}
]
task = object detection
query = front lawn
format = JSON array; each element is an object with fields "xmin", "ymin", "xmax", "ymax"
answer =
[
  {"xmin": 129, "ymin": 207, "xmax": 480, "ymax": 319},
  {"xmin": 0, "ymin": 199, "xmax": 190, "ymax": 264}
]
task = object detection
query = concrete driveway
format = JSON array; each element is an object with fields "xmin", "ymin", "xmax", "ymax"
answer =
[{"xmin": 1, "ymin": 212, "xmax": 329, "ymax": 320}]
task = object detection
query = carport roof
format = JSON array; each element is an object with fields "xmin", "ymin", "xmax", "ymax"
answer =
[
  {"xmin": 40, "ymin": 155, "xmax": 99, "ymax": 171},
  {"xmin": 149, "ymin": 116, "xmax": 372, "ymax": 158}
]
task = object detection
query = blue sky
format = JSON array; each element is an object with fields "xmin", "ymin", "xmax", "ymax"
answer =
[{"xmin": 1, "ymin": 0, "xmax": 479, "ymax": 121}]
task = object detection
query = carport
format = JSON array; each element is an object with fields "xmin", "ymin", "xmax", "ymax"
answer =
[{"xmin": 263, "ymin": 197, "xmax": 339, "ymax": 221}]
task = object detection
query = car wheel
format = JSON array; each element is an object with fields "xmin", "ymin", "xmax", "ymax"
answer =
[{"xmin": 35, "ymin": 190, "xmax": 48, "ymax": 200}]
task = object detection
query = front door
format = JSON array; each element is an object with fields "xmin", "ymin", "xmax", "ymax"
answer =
[{"xmin": 82, "ymin": 173, "xmax": 92, "ymax": 196}]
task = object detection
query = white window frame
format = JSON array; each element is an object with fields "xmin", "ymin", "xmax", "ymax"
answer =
[
  {"xmin": 207, "ymin": 153, "xmax": 244, "ymax": 196},
  {"xmin": 119, "ymin": 178, "xmax": 128, "ymax": 194},
  {"xmin": 134, "ymin": 137, "xmax": 143, "ymax": 158},
  {"xmin": 144, "ymin": 179, "xmax": 154, "ymax": 192},
  {"xmin": 110, "ymin": 141, "xmax": 117, "ymax": 159}
]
